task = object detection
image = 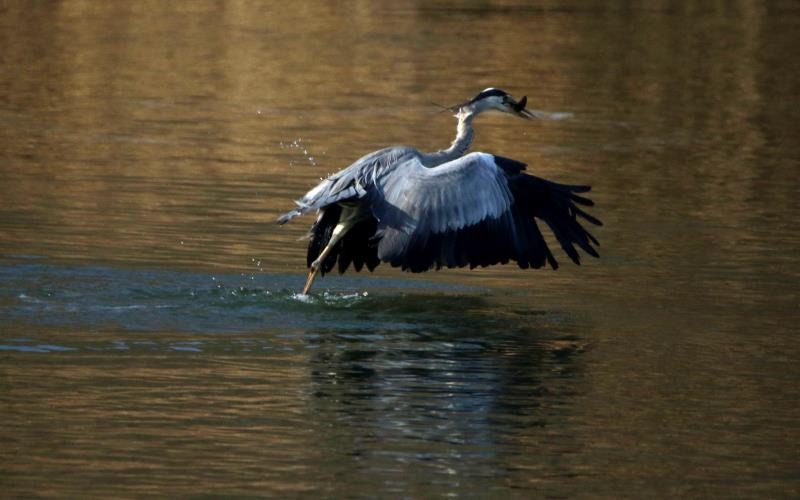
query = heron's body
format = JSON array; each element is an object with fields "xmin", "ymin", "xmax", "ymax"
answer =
[{"xmin": 278, "ymin": 88, "xmax": 602, "ymax": 293}]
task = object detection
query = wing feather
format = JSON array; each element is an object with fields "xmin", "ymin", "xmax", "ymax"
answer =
[
  {"xmin": 298, "ymin": 148, "xmax": 602, "ymax": 275},
  {"xmin": 366, "ymin": 152, "xmax": 601, "ymax": 272},
  {"xmin": 277, "ymin": 146, "xmax": 416, "ymax": 224},
  {"xmin": 371, "ymin": 152, "xmax": 513, "ymax": 237}
]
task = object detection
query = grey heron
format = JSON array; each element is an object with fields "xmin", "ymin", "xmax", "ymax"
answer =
[{"xmin": 278, "ymin": 88, "xmax": 601, "ymax": 294}]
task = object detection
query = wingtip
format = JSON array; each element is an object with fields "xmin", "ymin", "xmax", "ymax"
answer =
[{"xmin": 276, "ymin": 210, "xmax": 299, "ymax": 225}]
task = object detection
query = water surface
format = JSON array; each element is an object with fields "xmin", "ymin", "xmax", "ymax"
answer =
[{"xmin": 1, "ymin": 1, "xmax": 798, "ymax": 497}]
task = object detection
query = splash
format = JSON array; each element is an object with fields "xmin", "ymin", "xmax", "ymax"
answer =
[
  {"xmin": 279, "ymin": 137, "xmax": 319, "ymax": 166},
  {"xmin": 290, "ymin": 290, "xmax": 369, "ymax": 306}
]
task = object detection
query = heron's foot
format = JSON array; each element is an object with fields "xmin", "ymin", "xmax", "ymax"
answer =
[{"xmin": 302, "ymin": 263, "xmax": 320, "ymax": 295}]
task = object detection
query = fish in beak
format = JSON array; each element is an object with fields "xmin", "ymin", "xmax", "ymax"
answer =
[{"xmin": 509, "ymin": 96, "xmax": 537, "ymax": 120}]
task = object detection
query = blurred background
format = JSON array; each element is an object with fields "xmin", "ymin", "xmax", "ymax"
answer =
[{"xmin": 1, "ymin": 1, "xmax": 798, "ymax": 497}]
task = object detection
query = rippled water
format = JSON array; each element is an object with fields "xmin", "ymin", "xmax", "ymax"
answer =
[{"xmin": 2, "ymin": 1, "xmax": 799, "ymax": 497}]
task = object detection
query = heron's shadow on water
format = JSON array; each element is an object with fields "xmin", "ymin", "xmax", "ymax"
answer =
[{"xmin": 302, "ymin": 292, "xmax": 588, "ymax": 450}]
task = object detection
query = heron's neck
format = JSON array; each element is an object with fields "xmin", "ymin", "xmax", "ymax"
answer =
[{"xmin": 422, "ymin": 111, "xmax": 475, "ymax": 167}]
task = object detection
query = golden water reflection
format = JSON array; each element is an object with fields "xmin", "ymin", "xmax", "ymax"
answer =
[{"xmin": 1, "ymin": 1, "xmax": 798, "ymax": 497}]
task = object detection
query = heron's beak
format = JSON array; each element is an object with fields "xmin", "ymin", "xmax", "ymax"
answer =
[
  {"xmin": 446, "ymin": 101, "xmax": 467, "ymax": 114},
  {"xmin": 509, "ymin": 96, "xmax": 536, "ymax": 120}
]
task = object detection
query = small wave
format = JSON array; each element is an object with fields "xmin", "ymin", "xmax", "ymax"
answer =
[
  {"xmin": 290, "ymin": 290, "xmax": 369, "ymax": 306},
  {"xmin": 0, "ymin": 343, "xmax": 77, "ymax": 353}
]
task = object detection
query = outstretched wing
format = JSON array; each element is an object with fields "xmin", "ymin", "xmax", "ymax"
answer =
[
  {"xmin": 277, "ymin": 146, "xmax": 416, "ymax": 225},
  {"xmin": 369, "ymin": 152, "xmax": 600, "ymax": 272}
]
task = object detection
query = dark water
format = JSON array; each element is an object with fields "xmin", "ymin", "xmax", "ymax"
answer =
[{"xmin": 1, "ymin": 1, "xmax": 799, "ymax": 497}]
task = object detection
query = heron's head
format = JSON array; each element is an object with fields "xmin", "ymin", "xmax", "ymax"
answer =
[{"xmin": 454, "ymin": 88, "xmax": 536, "ymax": 119}]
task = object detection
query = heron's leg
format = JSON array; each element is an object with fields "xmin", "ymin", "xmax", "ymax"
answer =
[{"xmin": 302, "ymin": 219, "xmax": 352, "ymax": 294}]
